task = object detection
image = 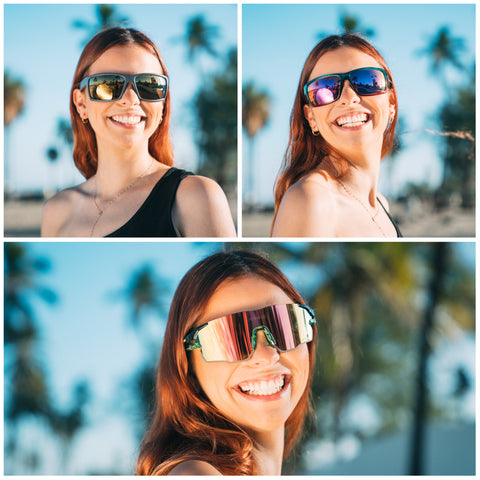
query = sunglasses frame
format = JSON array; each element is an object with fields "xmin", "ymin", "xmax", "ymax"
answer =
[
  {"xmin": 183, "ymin": 303, "xmax": 316, "ymax": 362},
  {"xmin": 79, "ymin": 72, "xmax": 168, "ymax": 102},
  {"xmin": 304, "ymin": 67, "xmax": 391, "ymax": 107}
]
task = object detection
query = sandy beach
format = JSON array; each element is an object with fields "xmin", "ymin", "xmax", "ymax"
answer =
[
  {"xmin": 4, "ymin": 198, "xmax": 475, "ymax": 239},
  {"xmin": 241, "ymin": 201, "xmax": 476, "ymax": 238}
]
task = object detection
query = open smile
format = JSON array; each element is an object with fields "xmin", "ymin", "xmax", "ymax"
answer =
[
  {"xmin": 335, "ymin": 112, "xmax": 371, "ymax": 128},
  {"xmin": 109, "ymin": 114, "xmax": 146, "ymax": 127},
  {"xmin": 234, "ymin": 374, "xmax": 291, "ymax": 400}
]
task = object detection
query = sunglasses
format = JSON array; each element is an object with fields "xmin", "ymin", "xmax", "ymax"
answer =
[
  {"xmin": 304, "ymin": 67, "xmax": 390, "ymax": 107},
  {"xmin": 184, "ymin": 303, "xmax": 316, "ymax": 363},
  {"xmin": 79, "ymin": 73, "xmax": 168, "ymax": 102}
]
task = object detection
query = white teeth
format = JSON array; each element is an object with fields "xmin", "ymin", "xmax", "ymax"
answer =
[
  {"xmin": 238, "ymin": 376, "xmax": 285, "ymax": 396},
  {"xmin": 337, "ymin": 113, "xmax": 368, "ymax": 127},
  {"xmin": 111, "ymin": 115, "xmax": 142, "ymax": 125}
]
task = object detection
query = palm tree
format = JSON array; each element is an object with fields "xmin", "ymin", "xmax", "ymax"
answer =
[
  {"xmin": 339, "ymin": 11, "xmax": 375, "ymax": 37},
  {"xmin": 4, "ymin": 71, "xmax": 26, "ymax": 194},
  {"xmin": 318, "ymin": 11, "xmax": 375, "ymax": 39},
  {"xmin": 116, "ymin": 264, "xmax": 171, "ymax": 441},
  {"xmin": 183, "ymin": 15, "xmax": 219, "ymax": 65},
  {"xmin": 72, "ymin": 4, "xmax": 129, "ymax": 45},
  {"xmin": 49, "ymin": 382, "xmax": 90, "ymax": 474},
  {"xmin": 4, "ymin": 72, "xmax": 25, "ymax": 128},
  {"xmin": 306, "ymin": 243, "xmax": 417, "ymax": 439},
  {"xmin": 409, "ymin": 243, "xmax": 448, "ymax": 475},
  {"xmin": 418, "ymin": 27, "xmax": 469, "ymax": 208},
  {"xmin": 242, "ymin": 82, "xmax": 271, "ymax": 207},
  {"xmin": 194, "ymin": 48, "xmax": 237, "ymax": 188},
  {"xmin": 438, "ymin": 65, "xmax": 475, "ymax": 207},
  {"xmin": 4, "ymin": 243, "xmax": 57, "ymax": 473},
  {"xmin": 122, "ymin": 265, "xmax": 169, "ymax": 331},
  {"xmin": 418, "ymin": 26, "xmax": 465, "ymax": 87}
]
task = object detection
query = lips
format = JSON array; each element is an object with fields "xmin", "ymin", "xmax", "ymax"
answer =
[{"xmin": 335, "ymin": 112, "xmax": 370, "ymax": 128}]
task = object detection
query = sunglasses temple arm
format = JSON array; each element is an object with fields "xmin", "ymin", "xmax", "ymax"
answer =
[
  {"xmin": 183, "ymin": 331, "xmax": 201, "ymax": 351},
  {"xmin": 298, "ymin": 304, "xmax": 316, "ymax": 324},
  {"xmin": 183, "ymin": 323, "xmax": 209, "ymax": 351}
]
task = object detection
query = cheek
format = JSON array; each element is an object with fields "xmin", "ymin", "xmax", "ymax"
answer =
[
  {"xmin": 152, "ymin": 103, "xmax": 165, "ymax": 120},
  {"xmin": 288, "ymin": 344, "xmax": 310, "ymax": 394},
  {"xmin": 191, "ymin": 352, "xmax": 232, "ymax": 403}
]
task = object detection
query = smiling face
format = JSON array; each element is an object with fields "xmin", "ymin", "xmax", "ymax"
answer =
[
  {"xmin": 190, "ymin": 275, "xmax": 310, "ymax": 438},
  {"xmin": 304, "ymin": 46, "xmax": 395, "ymax": 161},
  {"xmin": 73, "ymin": 44, "xmax": 165, "ymax": 152}
]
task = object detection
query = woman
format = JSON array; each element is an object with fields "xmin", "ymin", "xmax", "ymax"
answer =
[
  {"xmin": 136, "ymin": 251, "xmax": 316, "ymax": 475},
  {"xmin": 41, "ymin": 27, "xmax": 236, "ymax": 237},
  {"xmin": 272, "ymin": 34, "xmax": 401, "ymax": 238}
]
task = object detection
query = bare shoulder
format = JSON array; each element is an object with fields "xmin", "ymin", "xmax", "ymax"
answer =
[
  {"xmin": 41, "ymin": 185, "xmax": 86, "ymax": 237},
  {"xmin": 177, "ymin": 174, "xmax": 225, "ymax": 199},
  {"xmin": 272, "ymin": 172, "xmax": 337, "ymax": 237},
  {"xmin": 168, "ymin": 460, "xmax": 222, "ymax": 476},
  {"xmin": 173, "ymin": 175, "xmax": 236, "ymax": 237},
  {"xmin": 286, "ymin": 171, "xmax": 335, "ymax": 202}
]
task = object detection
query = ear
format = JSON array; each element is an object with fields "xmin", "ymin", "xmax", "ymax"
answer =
[
  {"xmin": 72, "ymin": 89, "xmax": 88, "ymax": 120},
  {"xmin": 303, "ymin": 104, "xmax": 318, "ymax": 132},
  {"xmin": 388, "ymin": 104, "xmax": 396, "ymax": 119}
]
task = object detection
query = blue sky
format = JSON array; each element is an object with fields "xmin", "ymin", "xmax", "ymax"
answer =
[
  {"xmin": 4, "ymin": 4, "xmax": 237, "ymax": 193},
  {"xmin": 242, "ymin": 4, "xmax": 475, "ymax": 204},
  {"xmin": 4, "ymin": 241, "xmax": 476, "ymax": 474}
]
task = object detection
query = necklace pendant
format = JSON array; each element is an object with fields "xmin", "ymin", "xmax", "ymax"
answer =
[{"xmin": 98, "ymin": 210, "xmax": 103, "ymax": 216}]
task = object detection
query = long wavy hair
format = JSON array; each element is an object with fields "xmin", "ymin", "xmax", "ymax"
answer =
[
  {"xmin": 136, "ymin": 250, "xmax": 317, "ymax": 475},
  {"xmin": 70, "ymin": 27, "xmax": 174, "ymax": 179},
  {"xmin": 273, "ymin": 34, "xmax": 398, "ymax": 226}
]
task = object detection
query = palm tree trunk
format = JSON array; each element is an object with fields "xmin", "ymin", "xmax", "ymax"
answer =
[
  {"xmin": 409, "ymin": 243, "xmax": 448, "ymax": 474},
  {"xmin": 246, "ymin": 136, "xmax": 256, "ymax": 209}
]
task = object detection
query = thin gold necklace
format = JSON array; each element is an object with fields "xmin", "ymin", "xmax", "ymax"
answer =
[
  {"xmin": 338, "ymin": 179, "xmax": 387, "ymax": 237},
  {"xmin": 89, "ymin": 161, "xmax": 155, "ymax": 237}
]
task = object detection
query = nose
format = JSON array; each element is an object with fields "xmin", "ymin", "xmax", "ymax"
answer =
[
  {"xmin": 120, "ymin": 82, "xmax": 140, "ymax": 105},
  {"xmin": 339, "ymin": 80, "xmax": 360, "ymax": 105},
  {"xmin": 247, "ymin": 330, "xmax": 280, "ymax": 366}
]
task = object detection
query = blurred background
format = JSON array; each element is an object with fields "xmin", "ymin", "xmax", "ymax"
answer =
[
  {"xmin": 4, "ymin": 241, "xmax": 475, "ymax": 474},
  {"xmin": 242, "ymin": 4, "xmax": 475, "ymax": 237},
  {"xmin": 4, "ymin": 4, "xmax": 237, "ymax": 236}
]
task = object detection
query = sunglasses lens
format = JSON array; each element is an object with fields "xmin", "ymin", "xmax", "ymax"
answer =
[
  {"xmin": 88, "ymin": 74, "xmax": 125, "ymax": 101},
  {"xmin": 197, "ymin": 314, "xmax": 252, "ymax": 362},
  {"xmin": 350, "ymin": 68, "xmax": 387, "ymax": 95},
  {"xmin": 307, "ymin": 75, "xmax": 341, "ymax": 107},
  {"xmin": 264, "ymin": 304, "xmax": 314, "ymax": 351},
  {"xmin": 135, "ymin": 74, "xmax": 167, "ymax": 101},
  {"xmin": 196, "ymin": 304, "xmax": 314, "ymax": 362}
]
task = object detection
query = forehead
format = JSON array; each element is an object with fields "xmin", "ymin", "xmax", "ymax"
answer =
[
  {"xmin": 309, "ymin": 46, "xmax": 382, "ymax": 81},
  {"xmin": 87, "ymin": 44, "xmax": 163, "ymax": 76},
  {"xmin": 200, "ymin": 275, "xmax": 293, "ymax": 324}
]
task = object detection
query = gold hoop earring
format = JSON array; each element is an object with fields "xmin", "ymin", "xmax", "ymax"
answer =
[
  {"xmin": 82, "ymin": 117, "xmax": 88, "ymax": 124},
  {"xmin": 311, "ymin": 129, "xmax": 320, "ymax": 136}
]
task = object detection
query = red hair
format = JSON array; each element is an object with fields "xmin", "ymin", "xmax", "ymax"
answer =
[
  {"xmin": 136, "ymin": 251, "xmax": 316, "ymax": 475},
  {"xmin": 70, "ymin": 27, "xmax": 174, "ymax": 179},
  {"xmin": 273, "ymin": 34, "xmax": 398, "ymax": 228}
]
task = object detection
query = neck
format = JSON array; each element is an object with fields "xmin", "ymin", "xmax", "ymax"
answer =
[
  {"xmin": 326, "ymin": 153, "xmax": 382, "ymax": 208},
  {"xmin": 342, "ymin": 163, "xmax": 381, "ymax": 207},
  {"xmin": 251, "ymin": 428, "xmax": 285, "ymax": 475},
  {"xmin": 94, "ymin": 145, "xmax": 155, "ymax": 196}
]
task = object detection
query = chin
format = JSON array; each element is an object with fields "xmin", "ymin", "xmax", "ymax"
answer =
[{"xmin": 239, "ymin": 408, "xmax": 295, "ymax": 434}]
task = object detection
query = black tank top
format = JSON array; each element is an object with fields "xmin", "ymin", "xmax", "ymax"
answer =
[
  {"xmin": 377, "ymin": 197, "xmax": 402, "ymax": 238},
  {"xmin": 106, "ymin": 167, "xmax": 192, "ymax": 237}
]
